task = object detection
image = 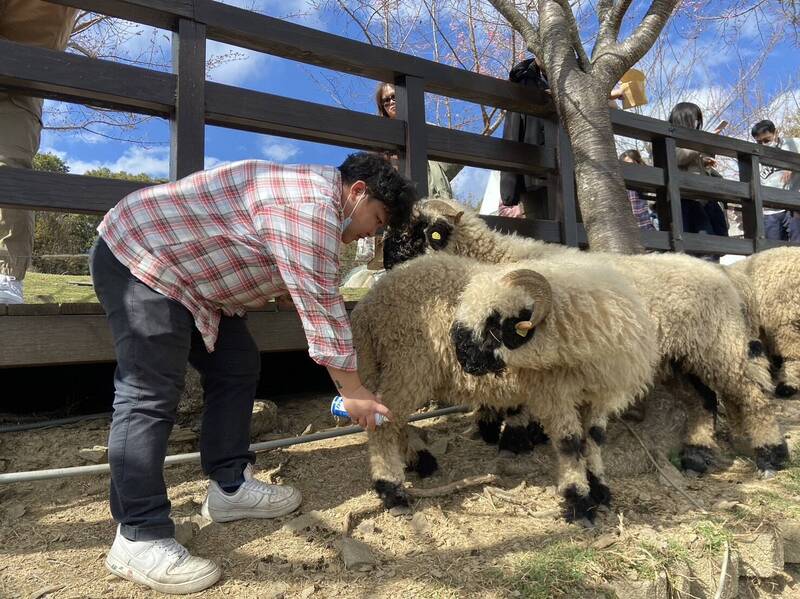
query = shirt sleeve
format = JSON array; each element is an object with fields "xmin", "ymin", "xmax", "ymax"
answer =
[{"xmin": 256, "ymin": 201, "xmax": 357, "ymax": 371}]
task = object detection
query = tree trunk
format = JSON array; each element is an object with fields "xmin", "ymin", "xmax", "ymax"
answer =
[{"xmin": 539, "ymin": 1, "xmax": 643, "ymax": 254}]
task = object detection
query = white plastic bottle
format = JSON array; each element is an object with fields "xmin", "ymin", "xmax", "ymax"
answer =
[{"xmin": 330, "ymin": 396, "xmax": 386, "ymax": 426}]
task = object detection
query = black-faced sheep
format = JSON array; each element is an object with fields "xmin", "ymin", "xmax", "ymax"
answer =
[
  {"xmin": 381, "ymin": 199, "xmax": 789, "ymax": 474},
  {"xmin": 352, "ymin": 253, "xmax": 658, "ymax": 524}
]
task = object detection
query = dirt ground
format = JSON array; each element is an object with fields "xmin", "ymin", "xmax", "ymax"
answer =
[{"xmin": 2, "ymin": 387, "xmax": 800, "ymax": 599}]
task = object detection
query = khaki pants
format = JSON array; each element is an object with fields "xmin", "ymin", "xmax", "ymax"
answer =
[{"xmin": 0, "ymin": 93, "xmax": 42, "ymax": 280}]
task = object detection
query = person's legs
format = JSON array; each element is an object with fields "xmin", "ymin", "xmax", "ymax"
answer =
[
  {"xmin": 784, "ymin": 211, "xmax": 800, "ymax": 243},
  {"xmin": 0, "ymin": 94, "xmax": 42, "ymax": 302},
  {"xmin": 763, "ymin": 211, "xmax": 787, "ymax": 241},
  {"xmin": 189, "ymin": 315, "xmax": 260, "ymax": 485},
  {"xmin": 90, "ymin": 238, "xmax": 193, "ymax": 541}
]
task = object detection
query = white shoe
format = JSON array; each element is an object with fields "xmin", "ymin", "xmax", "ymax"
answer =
[
  {"xmin": 0, "ymin": 275, "xmax": 23, "ymax": 304},
  {"xmin": 201, "ymin": 464, "xmax": 302, "ymax": 523},
  {"xmin": 105, "ymin": 526, "xmax": 221, "ymax": 595}
]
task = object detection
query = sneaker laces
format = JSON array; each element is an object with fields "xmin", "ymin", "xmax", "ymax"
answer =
[
  {"xmin": 153, "ymin": 538, "xmax": 190, "ymax": 565},
  {"xmin": 240, "ymin": 478, "xmax": 279, "ymax": 496}
]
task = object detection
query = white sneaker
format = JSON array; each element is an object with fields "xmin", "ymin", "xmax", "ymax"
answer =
[
  {"xmin": 201, "ymin": 464, "xmax": 302, "ymax": 523},
  {"xmin": 0, "ymin": 275, "xmax": 23, "ymax": 304},
  {"xmin": 105, "ymin": 525, "xmax": 221, "ymax": 595}
]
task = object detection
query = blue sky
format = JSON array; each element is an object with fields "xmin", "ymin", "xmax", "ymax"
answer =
[{"xmin": 40, "ymin": 1, "xmax": 799, "ymax": 207}]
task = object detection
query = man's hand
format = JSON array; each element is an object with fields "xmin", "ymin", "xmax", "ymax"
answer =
[
  {"xmin": 342, "ymin": 387, "xmax": 393, "ymax": 431},
  {"xmin": 781, "ymin": 170, "xmax": 793, "ymax": 187}
]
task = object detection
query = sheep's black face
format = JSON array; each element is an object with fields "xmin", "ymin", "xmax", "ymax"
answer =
[
  {"xmin": 451, "ymin": 309, "xmax": 535, "ymax": 376},
  {"xmin": 383, "ymin": 218, "xmax": 430, "ymax": 270},
  {"xmin": 383, "ymin": 215, "xmax": 454, "ymax": 269}
]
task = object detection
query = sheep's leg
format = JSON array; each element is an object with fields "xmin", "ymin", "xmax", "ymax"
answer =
[
  {"xmin": 404, "ymin": 424, "xmax": 438, "ymax": 478},
  {"xmin": 475, "ymin": 405, "xmax": 503, "ymax": 445},
  {"xmin": 536, "ymin": 405, "xmax": 596, "ymax": 526},
  {"xmin": 581, "ymin": 406, "xmax": 611, "ymax": 509},
  {"xmin": 370, "ymin": 419, "xmax": 413, "ymax": 508},
  {"xmin": 686, "ymin": 338, "xmax": 788, "ymax": 473},
  {"xmin": 669, "ymin": 372, "xmax": 718, "ymax": 474},
  {"xmin": 769, "ymin": 325, "xmax": 800, "ymax": 398},
  {"xmin": 498, "ymin": 405, "xmax": 548, "ymax": 454}
]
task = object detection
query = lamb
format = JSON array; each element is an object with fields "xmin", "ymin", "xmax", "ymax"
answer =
[
  {"xmin": 352, "ymin": 252, "xmax": 658, "ymax": 524},
  {"xmin": 728, "ymin": 246, "xmax": 800, "ymax": 398},
  {"xmin": 381, "ymin": 198, "xmax": 789, "ymax": 474}
]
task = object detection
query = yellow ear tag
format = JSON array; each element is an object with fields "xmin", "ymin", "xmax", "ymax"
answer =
[{"xmin": 431, "ymin": 231, "xmax": 442, "ymax": 240}]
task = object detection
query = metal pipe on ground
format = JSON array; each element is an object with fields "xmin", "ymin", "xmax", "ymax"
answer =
[
  {"xmin": 0, "ymin": 405, "xmax": 470, "ymax": 484},
  {"xmin": 0, "ymin": 412, "xmax": 112, "ymax": 433}
]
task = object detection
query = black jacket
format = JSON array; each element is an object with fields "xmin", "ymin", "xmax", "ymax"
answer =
[{"xmin": 500, "ymin": 58, "xmax": 550, "ymax": 206}]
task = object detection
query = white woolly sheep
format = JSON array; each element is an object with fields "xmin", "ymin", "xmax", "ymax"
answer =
[
  {"xmin": 381, "ymin": 198, "xmax": 789, "ymax": 475},
  {"xmin": 352, "ymin": 252, "xmax": 658, "ymax": 524},
  {"xmin": 728, "ymin": 246, "xmax": 800, "ymax": 398}
]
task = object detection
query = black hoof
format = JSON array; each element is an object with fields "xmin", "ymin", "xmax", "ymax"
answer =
[
  {"xmin": 410, "ymin": 449, "xmax": 438, "ymax": 478},
  {"xmin": 526, "ymin": 420, "xmax": 550, "ymax": 446},
  {"xmin": 680, "ymin": 444, "xmax": 715, "ymax": 474},
  {"xmin": 477, "ymin": 417, "xmax": 502, "ymax": 445},
  {"xmin": 498, "ymin": 425, "xmax": 534, "ymax": 454},
  {"xmin": 562, "ymin": 484, "xmax": 597, "ymax": 524},
  {"xmin": 587, "ymin": 471, "xmax": 612, "ymax": 507},
  {"xmin": 755, "ymin": 441, "xmax": 789, "ymax": 472},
  {"xmin": 374, "ymin": 479, "xmax": 410, "ymax": 509},
  {"xmin": 776, "ymin": 382, "xmax": 798, "ymax": 398}
]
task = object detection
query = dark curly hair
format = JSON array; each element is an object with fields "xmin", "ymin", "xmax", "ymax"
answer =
[{"xmin": 338, "ymin": 152, "xmax": 419, "ymax": 228}]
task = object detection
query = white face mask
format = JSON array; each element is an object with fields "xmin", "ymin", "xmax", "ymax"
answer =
[
  {"xmin": 355, "ymin": 236, "xmax": 376, "ymax": 262},
  {"xmin": 342, "ymin": 189, "xmax": 367, "ymax": 232}
]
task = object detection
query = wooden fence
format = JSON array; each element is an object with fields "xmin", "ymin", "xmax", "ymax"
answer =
[{"xmin": 0, "ymin": 0, "xmax": 798, "ymax": 367}]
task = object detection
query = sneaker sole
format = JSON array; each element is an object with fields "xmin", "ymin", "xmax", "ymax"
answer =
[
  {"xmin": 105, "ymin": 555, "xmax": 221, "ymax": 595},
  {"xmin": 201, "ymin": 492, "xmax": 302, "ymax": 523}
]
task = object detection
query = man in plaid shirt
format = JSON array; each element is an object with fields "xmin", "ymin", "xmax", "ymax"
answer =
[{"xmin": 91, "ymin": 152, "xmax": 417, "ymax": 594}]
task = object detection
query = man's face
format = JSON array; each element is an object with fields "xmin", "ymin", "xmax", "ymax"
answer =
[
  {"xmin": 754, "ymin": 130, "xmax": 777, "ymax": 145},
  {"xmin": 342, "ymin": 184, "xmax": 388, "ymax": 244}
]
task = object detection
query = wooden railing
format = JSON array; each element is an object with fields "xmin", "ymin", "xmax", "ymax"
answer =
[{"xmin": 0, "ymin": 0, "xmax": 799, "ymax": 253}]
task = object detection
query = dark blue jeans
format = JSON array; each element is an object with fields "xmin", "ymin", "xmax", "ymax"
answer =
[
  {"xmin": 90, "ymin": 238, "xmax": 260, "ymax": 541},
  {"xmin": 764, "ymin": 211, "xmax": 800, "ymax": 242}
]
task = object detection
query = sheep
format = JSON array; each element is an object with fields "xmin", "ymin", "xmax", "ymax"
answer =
[
  {"xmin": 352, "ymin": 252, "xmax": 658, "ymax": 524},
  {"xmin": 381, "ymin": 198, "xmax": 789, "ymax": 475},
  {"xmin": 728, "ymin": 246, "xmax": 800, "ymax": 398}
]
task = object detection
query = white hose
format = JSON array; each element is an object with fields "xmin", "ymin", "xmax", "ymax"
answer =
[{"xmin": 0, "ymin": 405, "xmax": 469, "ymax": 484}]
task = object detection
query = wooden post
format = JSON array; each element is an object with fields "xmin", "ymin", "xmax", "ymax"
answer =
[
  {"xmin": 651, "ymin": 136, "xmax": 685, "ymax": 253},
  {"xmin": 555, "ymin": 126, "xmax": 578, "ymax": 247},
  {"xmin": 394, "ymin": 74, "xmax": 428, "ymax": 197},
  {"xmin": 738, "ymin": 152, "xmax": 766, "ymax": 253},
  {"xmin": 170, "ymin": 18, "xmax": 206, "ymax": 181}
]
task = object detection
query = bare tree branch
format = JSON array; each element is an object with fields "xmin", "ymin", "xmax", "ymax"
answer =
[
  {"xmin": 552, "ymin": 0, "xmax": 591, "ymax": 71},
  {"xmin": 596, "ymin": 0, "xmax": 613, "ymax": 23},
  {"xmin": 488, "ymin": 0, "xmax": 542, "ymax": 57},
  {"xmin": 594, "ymin": 0, "xmax": 633, "ymax": 57}
]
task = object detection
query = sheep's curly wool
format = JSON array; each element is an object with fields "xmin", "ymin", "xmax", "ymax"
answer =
[
  {"xmin": 381, "ymin": 199, "xmax": 788, "ymax": 473},
  {"xmin": 352, "ymin": 252, "xmax": 657, "ymax": 524}
]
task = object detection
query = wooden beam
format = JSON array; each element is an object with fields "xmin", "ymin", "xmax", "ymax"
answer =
[
  {"xmin": 46, "ymin": 0, "xmax": 193, "ymax": 30},
  {"xmin": 678, "ymin": 172, "xmax": 749, "ymax": 201},
  {"xmin": 0, "ymin": 167, "xmax": 146, "ymax": 214},
  {"xmin": 622, "ymin": 163, "xmax": 664, "ymax": 191},
  {"xmin": 612, "ymin": 110, "xmax": 800, "ymax": 171},
  {"xmin": 170, "ymin": 19, "xmax": 207, "ymax": 180},
  {"xmin": 682, "ymin": 233, "xmax": 753, "ymax": 256},
  {"xmin": 0, "ymin": 39, "xmax": 174, "ymax": 115},
  {"xmin": 426, "ymin": 125, "xmax": 555, "ymax": 174},
  {"xmin": 738, "ymin": 153, "xmax": 765, "ymax": 253},
  {"xmin": 651, "ymin": 137, "xmax": 685, "ymax": 252},
  {"xmin": 395, "ymin": 75, "xmax": 428, "ymax": 195},
  {"xmin": 0, "ymin": 309, "xmax": 354, "ymax": 368}
]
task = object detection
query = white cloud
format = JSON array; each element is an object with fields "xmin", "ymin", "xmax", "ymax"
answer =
[
  {"xmin": 261, "ymin": 136, "xmax": 300, "ymax": 162},
  {"xmin": 206, "ymin": 40, "xmax": 271, "ymax": 86},
  {"xmin": 765, "ymin": 88, "xmax": 800, "ymax": 130},
  {"xmin": 63, "ymin": 146, "xmax": 171, "ymax": 178}
]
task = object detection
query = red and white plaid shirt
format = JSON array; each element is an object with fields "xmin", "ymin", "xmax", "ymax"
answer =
[{"xmin": 98, "ymin": 160, "xmax": 357, "ymax": 371}]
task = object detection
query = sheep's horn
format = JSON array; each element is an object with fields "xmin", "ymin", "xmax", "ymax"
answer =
[
  {"xmin": 422, "ymin": 199, "xmax": 464, "ymax": 222},
  {"xmin": 502, "ymin": 269, "xmax": 552, "ymax": 328},
  {"xmin": 515, "ymin": 321, "xmax": 534, "ymax": 337}
]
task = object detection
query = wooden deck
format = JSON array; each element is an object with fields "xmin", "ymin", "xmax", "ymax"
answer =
[{"xmin": 0, "ymin": 300, "xmax": 357, "ymax": 368}]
